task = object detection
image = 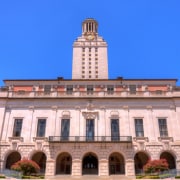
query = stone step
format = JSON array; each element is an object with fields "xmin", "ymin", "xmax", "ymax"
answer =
[{"xmin": 49, "ymin": 175, "xmax": 135, "ymax": 180}]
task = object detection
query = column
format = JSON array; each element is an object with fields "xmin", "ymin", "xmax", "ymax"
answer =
[
  {"xmin": 72, "ymin": 159, "xmax": 81, "ymax": 176},
  {"xmin": 51, "ymin": 106, "xmax": 57, "ymax": 136},
  {"xmin": 0, "ymin": 145, "xmax": 4, "ymax": 172},
  {"xmin": 125, "ymin": 159, "xmax": 135, "ymax": 176},
  {"xmin": 29, "ymin": 106, "xmax": 34, "ymax": 142},
  {"xmin": 45, "ymin": 159, "xmax": 55, "ymax": 177},
  {"xmin": 146, "ymin": 106, "xmax": 156, "ymax": 141},
  {"xmin": 99, "ymin": 159, "xmax": 109, "ymax": 177},
  {"xmin": 123, "ymin": 106, "xmax": 130, "ymax": 136},
  {"xmin": 176, "ymin": 160, "xmax": 180, "ymax": 170}
]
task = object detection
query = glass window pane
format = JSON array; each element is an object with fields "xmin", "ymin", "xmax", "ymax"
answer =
[
  {"xmin": 135, "ymin": 119, "xmax": 144, "ymax": 137},
  {"xmin": 13, "ymin": 119, "xmax": 23, "ymax": 137},
  {"xmin": 86, "ymin": 119, "xmax": 94, "ymax": 141},
  {"xmin": 158, "ymin": 119, "xmax": 168, "ymax": 137},
  {"xmin": 111, "ymin": 119, "xmax": 120, "ymax": 141},
  {"xmin": 37, "ymin": 119, "xmax": 46, "ymax": 137},
  {"xmin": 61, "ymin": 119, "xmax": 70, "ymax": 140}
]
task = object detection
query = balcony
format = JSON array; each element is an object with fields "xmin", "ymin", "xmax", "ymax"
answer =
[
  {"xmin": 48, "ymin": 136, "xmax": 132, "ymax": 143},
  {"xmin": 4, "ymin": 90, "xmax": 175, "ymax": 98}
]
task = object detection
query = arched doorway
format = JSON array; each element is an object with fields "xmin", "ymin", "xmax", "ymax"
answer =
[
  {"xmin": 160, "ymin": 152, "xmax": 176, "ymax": 169},
  {"xmin": 56, "ymin": 152, "xmax": 72, "ymax": 174},
  {"xmin": 32, "ymin": 152, "xmax": 47, "ymax": 173},
  {"xmin": 134, "ymin": 152, "xmax": 149, "ymax": 174},
  {"xmin": 82, "ymin": 153, "xmax": 98, "ymax": 175},
  {"xmin": 5, "ymin": 151, "xmax": 21, "ymax": 169},
  {"xmin": 109, "ymin": 152, "xmax": 125, "ymax": 175}
]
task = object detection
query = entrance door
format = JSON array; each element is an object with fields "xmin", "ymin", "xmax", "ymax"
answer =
[
  {"xmin": 109, "ymin": 153, "xmax": 125, "ymax": 175},
  {"xmin": 82, "ymin": 154, "xmax": 98, "ymax": 175}
]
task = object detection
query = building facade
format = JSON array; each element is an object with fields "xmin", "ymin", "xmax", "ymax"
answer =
[{"xmin": 0, "ymin": 18, "xmax": 180, "ymax": 177}]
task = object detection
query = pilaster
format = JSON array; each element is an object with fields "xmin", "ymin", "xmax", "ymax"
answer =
[{"xmin": 125, "ymin": 159, "xmax": 135, "ymax": 176}]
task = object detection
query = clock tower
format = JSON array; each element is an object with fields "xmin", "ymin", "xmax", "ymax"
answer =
[{"xmin": 72, "ymin": 18, "xmax": 108, "ymax": 79}]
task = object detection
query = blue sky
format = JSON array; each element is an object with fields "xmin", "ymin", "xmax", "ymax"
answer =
[{"xmin": 0, "ymin": 0, "xmax": 180, "ymax": 86}]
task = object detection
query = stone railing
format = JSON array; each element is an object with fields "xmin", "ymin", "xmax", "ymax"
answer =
[{"xmin": 1, "ymin": 90, "xmax": 177, "ymax": 98}]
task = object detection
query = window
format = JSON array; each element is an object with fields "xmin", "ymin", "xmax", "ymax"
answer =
[
  {"xmin": 86, "ymin": 119, "xmax": 94, "ymax": 141},
  {"xmin": 95, "ymin": 48, "xmax": 98, "ymax": 52},
  {"xmin": 158, "ymin": 119, "xmax": 168, "ymax": 137},
  {"xmin": 13, "ymin": 119, "xmax": 23, "ymax": 137},
  {"xmin": 37, "ymin": 119, "xmax": 46, "ymax": 137},
  {"xmin": 66, "ymin": 85, "xmax": 73, "ymax": 94},
  {"xmin": 44, "ymin": 85, "xmax": 51, "ymax": 94},
  {"xmin": 82, "ymin": 48, "xmax": 85, "ymax": 52},
  {"xmin": 156, "ymin": 90, "xmax": 162, "ymax": 95},
  {"xmin": 111, "ymin": 119, "xmax": 119, "ymax": 141},
  {"xmin": 135, "ymin": 119, "xmax": 144, "ymax": 137},
  {"xmin": 129, "ymin": 85, "xmax": 136, "ymax": 94},
  {"xmin": 87, "ymin": 85, "xmax": 93, "ymax": 94},
  {"xmin": 89, "ymin": 48, "xmax": 91, "ymax": 52},
  {"xmin": 61, "ymin": 119, "xmax": 70, "ymax": 140},
  {"xmin": 107, "ymin": 85, "xmax": 114, "ymax": 94}
]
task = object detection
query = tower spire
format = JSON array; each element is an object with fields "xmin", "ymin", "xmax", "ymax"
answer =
[
  {"xmin": 72, "ymin": 18, "xmax": 108, "ymax": 79},
  {"xmin": 82, "ymin": 18, "xmax": 98, "ymax": 34}
]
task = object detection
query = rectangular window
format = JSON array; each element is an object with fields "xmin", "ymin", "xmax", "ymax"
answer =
[
  {"xmin": 61, "ymin": 119, "xmax": 70, "ymax": 140},
  {"xmin": 129, "ymin": 85, "xmax": 136, "ymax": 94},
  {"xmin": 107, "ymin": 85, "xmax": 114, "ymax": 94},
  {"xmin": 66, "ymin": 85, "xmax": 73, "ymax": 94},
  {"xmin": 135, "ymin": 119, "xmax": 144, "ymax": 137},
  {"xmin": 13, "ymin": 119, "xmax": 23, "ymax": 137},
  {"xmin": 158, "ymin": 119, "xmax": 168, "ymax": 137},
  {"xmin": 87, "ymin": 85, "xmax": 93, "ymax": 95},
  {"xmin": 86, "ymin": 119, "xmax": 94, "ymax": 141},
  {"xmin": 37, "ymin": 119, "xmax": 46, "ymax": 137},
  {"xmin": 44, "ymin": 85, "xmax": 51, "ymax": 94},
  {"xmin": 111, "ymin": 119, "xmax": 120, "ymax": 141}
]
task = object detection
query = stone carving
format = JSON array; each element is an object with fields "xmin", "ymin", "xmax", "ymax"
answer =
[
  {"xmin": 86, "ymin": 101, "xmax": 94, "ymax": 110},
  {"xmin": 62, "ymin": 111, "xmax": 70, "ymax": 118},
  {"xmin": 82, "ymin": 112, "xmax": 98, "ymax": 119}
]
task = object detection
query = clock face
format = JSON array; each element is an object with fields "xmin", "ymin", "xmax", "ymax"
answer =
[{"xmin": 86, "ymin": 33, "xmax": 95, "ymax": 41}]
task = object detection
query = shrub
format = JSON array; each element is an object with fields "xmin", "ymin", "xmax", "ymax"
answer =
[
  {"xmin": 22, "ymin": 175, "xmax": 44, "ymax": 179},
  {"xmin": 136, "ymin": 175, "xmax": 144, "ymax": 179},
  {"xmin": 11, "ymin": 158, "xmax": 40, "ymax": 176},
  {"xmin": 0, "ymin": 175, "xmax": 6, "ymax": 179},
  {"xmin": 143, "ymin": 159, "xmax": 169, "ymax": 173}
]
